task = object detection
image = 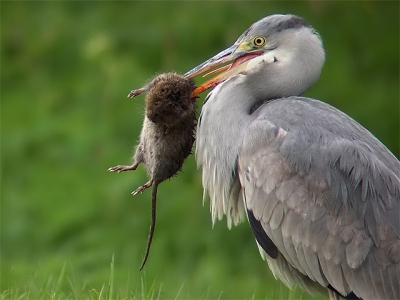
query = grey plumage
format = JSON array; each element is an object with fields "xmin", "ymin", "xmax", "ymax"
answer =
[
  {"xmin": 240, "ymin": 97, "xmax": 400, "ymax": 299},
  {"xmin": 185, "ymin": 14, "xmax": 400, "ymax": 300}
]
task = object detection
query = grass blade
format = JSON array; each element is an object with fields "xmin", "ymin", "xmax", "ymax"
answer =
[
  {"xmin": 107, "ymin": 254, "xmax": 115, "ymax": 300},
  {"xmin": 54, "ymin": 262, "xmax": 67, "ymax": 298}
]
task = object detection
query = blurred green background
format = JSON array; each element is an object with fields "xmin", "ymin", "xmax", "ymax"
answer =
[{"xmin": 1, "ymin": 1, "xmax": 399, "ymax": 299}]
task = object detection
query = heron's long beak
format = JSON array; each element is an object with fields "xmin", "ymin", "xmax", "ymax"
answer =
[{"xmin": 185, "ymin": 43, "xmax": 264, "ymax": 97}]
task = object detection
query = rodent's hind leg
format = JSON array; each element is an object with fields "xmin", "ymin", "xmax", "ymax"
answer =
[
  {"xmin": 132, "ymin": 178, "xmax": 153, "ymax": 196},
  {"xmin": 108, "ymin": 162, "xmax": 139, "ymax": 173}
]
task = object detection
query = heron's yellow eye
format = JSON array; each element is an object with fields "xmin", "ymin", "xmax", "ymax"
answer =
[{"xmin": 253, "ymin": 36, "xmax": 266, "ymax": 47}]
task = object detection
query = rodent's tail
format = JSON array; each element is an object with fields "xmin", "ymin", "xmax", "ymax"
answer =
[{"xmin": 139, "ymin": 183, "xmax": 158, "ymax": 271}]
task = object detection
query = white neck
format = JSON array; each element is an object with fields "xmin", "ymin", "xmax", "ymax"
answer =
[{"xmin": 196, "ymin": 75, "xmax": 256, "ymax": 227}]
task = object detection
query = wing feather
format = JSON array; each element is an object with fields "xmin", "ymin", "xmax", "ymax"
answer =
[
  {"xmin": 261, "ymin": 188, "xmax": 280, "ymax": 224},
  {"xmin": 281, "ymin": 210, "xmax": 303, "ymax": 267},
  {"xmin": 294, "ymin": 233, "xmax": 314, "ymax": 278},
  {"xmin": 360, "ymin": 254, "xmax": 376, "ymax": 299},
  {"xmin": 303, "ymin": 241, "xmax": 327, "ymax": 286},
  {"xmin": 367, "ymin": 253, "xmax": 385, "ymax": 300},
  {"xmin": 325, "ymin": 263, "xmax": 346, "ymax": 296},
  {"xmin": 269, "ymin": 201, "xmax": 284, "ymax": 231},
  {"xmin": 317, "ymin": 251, "xmax": 335, "ymax": 291},
  {"xmin": 378, "ymin": 266, "xmax": 391, "ymax": 299},
  {"xmin": 388, "ymin": 264, "xmax": 400, "ymax": 299}
]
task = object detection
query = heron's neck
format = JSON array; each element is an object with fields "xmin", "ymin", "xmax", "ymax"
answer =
[
  {"xmin": 196, "ymin": 75, "xmax": 256, "ymax": 227},
  {"xmin": 199, "ymin": 75, "xmax": 256, "ymax": 159}
]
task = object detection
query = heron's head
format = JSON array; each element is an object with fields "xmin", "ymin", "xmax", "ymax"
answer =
[{"xmin": 185, "ymin": 14, "xmax": 325, "ymax": 100}]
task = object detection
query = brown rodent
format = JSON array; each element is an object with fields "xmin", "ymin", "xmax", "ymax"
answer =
[{"xmin": 108, "ymin": 72, "xmax": 196, "ymax": 270}]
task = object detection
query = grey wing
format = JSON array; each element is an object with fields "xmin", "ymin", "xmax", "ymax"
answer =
[{"xmin": 238, "ymin": 98, "xmax": 400, "ymax": 300}]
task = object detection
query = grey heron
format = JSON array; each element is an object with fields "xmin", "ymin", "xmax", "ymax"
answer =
[{"xmin": 184, "ymin": 14, "xmax": 400, "ymax": 300}]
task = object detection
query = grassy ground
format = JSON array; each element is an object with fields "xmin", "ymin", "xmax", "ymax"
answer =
[
  {"xmin": 1, "ymin": 254, "xmax": 318, "ymax": 300},
  {"xmin": 1, "ymin": 1, "xmax": 399, "ymax": 299}
]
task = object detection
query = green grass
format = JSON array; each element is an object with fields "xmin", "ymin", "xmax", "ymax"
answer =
[
  {"xmin": 1, "ymin": 255, "xmax": 321, "ymax": 300},
  {"xmin": 1, "ymin": 1, "xmax": 398, "ymax": 300}
]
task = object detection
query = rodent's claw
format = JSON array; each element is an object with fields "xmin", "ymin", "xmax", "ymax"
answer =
[
  {"xmin": 128, "ymin": 87, "xmax": 147, "ymax": 98},
  {"xmin": 131, "ymin": 179, "xmax": 154, "ymax": 196},
  {"xmin": 108, "ymin": 166, "xmax": 123, "ymax": 172},
  {"xmin": 108, "ymin": 163, "xmax": 139, "ymax": 173}
]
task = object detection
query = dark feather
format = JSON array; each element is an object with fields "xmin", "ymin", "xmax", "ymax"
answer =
[{"xmin": 247, "ymin": 209, "xmax": 278, "ymax": 259}]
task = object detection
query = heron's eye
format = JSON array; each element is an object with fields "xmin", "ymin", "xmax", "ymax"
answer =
[{"xmin": 253, "ymin": 36, "xmax": 266, "ymax": 47}]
